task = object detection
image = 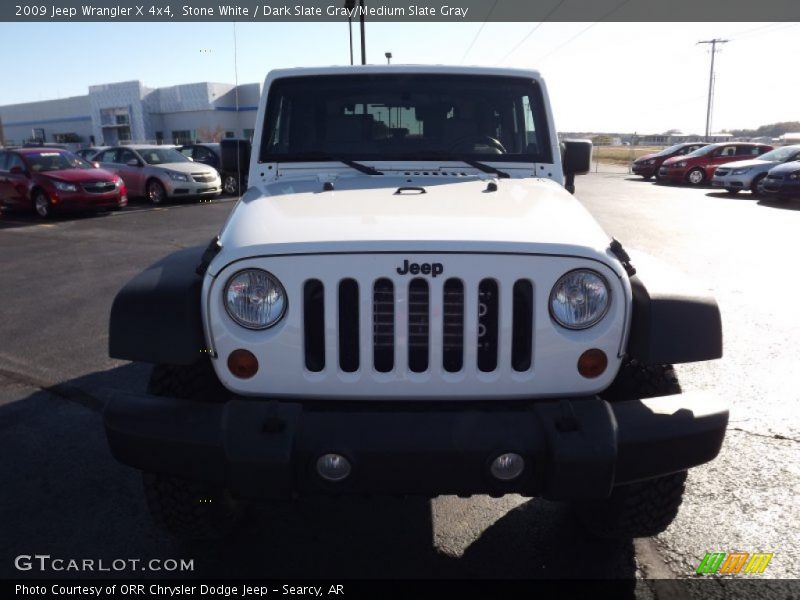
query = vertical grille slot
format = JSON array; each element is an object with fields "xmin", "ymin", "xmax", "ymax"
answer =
[
  {"xmin": 338, "ymin": 279, "xmax": 360, "ymax": 372},
  {"xmin": 373, "ymin": 278, "xmax": 394, "ymax": 373},
  {"xmin": 477, "ymin": 279, "xmax": 499, "ymax": 372},
  {"xmin": 512, "ymin": 279, "xmax": 533, "ymax": 371},
  {"xmin": 408, "ymin": 278, "xmax": 429, "ymax": 373},
  {"xmin": 442, "ymin": 278, "xmax": 464, "ymax": 372},
  {"xmin": 303, "ymin": 279, "xmax": 325, "ymax": 372}
]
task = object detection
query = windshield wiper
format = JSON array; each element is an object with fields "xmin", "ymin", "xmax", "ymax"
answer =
[
  {"xmin": 460, "ymin": 159, "xmax": 510, "ymax": 179},
  {"xmin": 285, "ymin": 153, "xmax": 383, "ymax": 175},
  {"xmin": 393, "ymin": 152, "xmax": 511, "ymax": 179}
]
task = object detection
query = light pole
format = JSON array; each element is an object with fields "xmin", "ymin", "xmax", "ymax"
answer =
[{"xmin": 385, "ymin": 52, "xmax": 392, "ymax": 64}]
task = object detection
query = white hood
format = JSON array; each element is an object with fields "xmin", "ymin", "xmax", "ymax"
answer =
[{"xmin": 211, "ymin": 175, "xmax": 617, "ymax": 275}]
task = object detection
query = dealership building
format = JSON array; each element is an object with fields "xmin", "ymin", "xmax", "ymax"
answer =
[{"xmin": 0, "ymin": 80, "xmax": 260, "ymax": 147}]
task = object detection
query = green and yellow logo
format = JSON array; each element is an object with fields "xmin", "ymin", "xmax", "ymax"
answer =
[{"xmin": 696, "ymin": 552, "xmax": 773, "ymax": 575}]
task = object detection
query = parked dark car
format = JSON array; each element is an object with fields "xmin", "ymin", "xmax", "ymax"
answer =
[
  {"xmin": 761, "ymin": 160, "xmax": 800, "ymax": 200},
  {"xmin": 178, "ymin": 139, "xmax": 250, "ymax": 195},
  {"xmin": 0, "ymin": 148, "xmax": 126, "ymax": 218},
  {"xmin": 631, "ymin": 142, "xmax": 708, "ymax": 180},
  {"xmin": 658, "ymin": 142, "xmax": 774, "ymax": 186}
]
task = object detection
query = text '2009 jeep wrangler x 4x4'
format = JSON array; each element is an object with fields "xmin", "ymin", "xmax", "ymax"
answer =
[{"xmin": 104, "ymin": 66, "xmax": 727, "ymax": 541}]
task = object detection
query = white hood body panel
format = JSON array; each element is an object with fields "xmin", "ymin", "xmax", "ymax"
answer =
[{"xmin": 211, "ymin": 175, "xmax": 619, "ymax": 275}]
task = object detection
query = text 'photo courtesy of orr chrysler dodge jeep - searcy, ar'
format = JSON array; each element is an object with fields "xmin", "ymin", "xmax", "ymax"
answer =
[{"xmin": 102, "ymin": 65, "xmax": 727, "ymax": 541}]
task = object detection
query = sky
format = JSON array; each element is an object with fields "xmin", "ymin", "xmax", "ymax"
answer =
[{"xmin": 1, "ymin": 20, "xmax": 798, "ymax": 134}]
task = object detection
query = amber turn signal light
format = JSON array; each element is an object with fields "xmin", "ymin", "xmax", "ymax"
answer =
[
  {"xmin": 577, "ymin": 349, "xmax": 607, "ymax": 378},
  {"xmin": 228, "ymin": 349, "xmax": 258, "ymax": 379}
]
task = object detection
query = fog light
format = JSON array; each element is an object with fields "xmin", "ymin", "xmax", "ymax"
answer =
[
  {"xmin": 490, "ymin": 453, "xmax": 525, "ymax": 481},
  {"xmin": 227, "ymin": 349, "xmax": 258, "ymax": 379},
  {"xmin": 316, "ymin": 453, "xmax": 351, "ymax": 482},
  {"xmin": 577, "ymin": 348, "xmax": 607, "ymax": 378}
]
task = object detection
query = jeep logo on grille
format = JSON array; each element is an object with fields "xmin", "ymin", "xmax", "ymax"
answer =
[{"xmin": 396, "ymin": 260, "xmax": 444, "ymax": 277}]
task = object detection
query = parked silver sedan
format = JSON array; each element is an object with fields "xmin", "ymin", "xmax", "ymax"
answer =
[
  {"xmin": 712, "ymin": 144, "xmax": 800, "ymax": 195},
  {"xmin": 95, "ymin": 145, "xmax": 221, "ymax": 204}
]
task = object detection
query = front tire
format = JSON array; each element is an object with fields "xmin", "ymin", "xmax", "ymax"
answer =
[
  {"xmin": 147, "ymin": 179, "xmax": 167, "ymax": 205},
  {"xmin": 572, "ymin": 361, "xmax": 686, "ymax": 539},
  {"xmin": 33, "ymin": 190, "xmax": 53, "ymax": 219},
  {"xmin": 222, "ymin": 174, "xmax": 240, "ymax": 196},
  {"xmin": 143, "ymin": 361, "xmax": 244, "ymax": 540},
  {"xmin": 143, "ymin": 473, "xmax": 245, "ymax": 541},
  {"xmin": 686, "ymin": 168, "xmax": 705, "ymax": 186},
  {"xmin": 572, "ymin": 471, "xmax": 688, "ymax": 540},
  {"xmin": 751, "ymin": 173, "xmax": 767, "ymax": 196}
]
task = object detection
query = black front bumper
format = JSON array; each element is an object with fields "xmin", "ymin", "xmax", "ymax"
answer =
[{"xmin": 103, "ymin": 392, "xmax": 727, "ymax": 501}]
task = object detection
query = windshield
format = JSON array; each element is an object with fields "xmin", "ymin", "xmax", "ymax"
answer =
[
  {"xmin": 654, "ymin": 143, "xmax": 689, "ymax": 157},
  {"xmin": 260, "ymin": 74, "xmax": 553, "ymax": 164},
  {"xmin": 137, "ymin": 148, "xmax": 189, "ymax": 165},
  {"xmin": 757, "ymin": 146, "xmax": 800, "ymax": 162},
  {"xmin": 26, "ymin": 151, "xmax": 92, "ymax": 172},
  {"xmin": 685, "ymin": 144, "xmax": 717, "ymax": 158}
]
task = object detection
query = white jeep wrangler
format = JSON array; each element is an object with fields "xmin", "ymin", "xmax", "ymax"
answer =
[{"xmin": 104, "ymin": 66, "xmax": 727, "ymax": 541}]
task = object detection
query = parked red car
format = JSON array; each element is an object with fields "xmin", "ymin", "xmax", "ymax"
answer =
[
  {"xmin": 0, "ymin": 148, "xmax": 127, "ymax": 218},
  {"xmin": 631, "ymin": 141, "xmax": 708, "ymax": 180},
  {"xmin": 658, "ymin": 142, "xmax": 773, "ymax": 186}
]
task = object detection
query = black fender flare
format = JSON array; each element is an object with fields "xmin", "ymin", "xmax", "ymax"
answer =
[
  {"xmin": 109, "ymin": 245, "xmax": 208, "ymax": 365},
  {"xmin": 626, "ymin": 273, "xmax": 722, "ymax": 365}
]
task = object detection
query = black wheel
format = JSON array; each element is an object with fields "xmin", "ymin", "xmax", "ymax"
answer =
[
  {"xmin": 571, "ymin": 361, "xmax": 687, "ymax": 539},
  {"xmin": 147, "ymin": 179, "xmax": 167, "ymax": 205},
  {"xmin": 725, "ymin": 188, "xmax": 740, "ymax": 194},
  {"xmin": 143, "ymin": 472, "xmax": 245, "ymax": 541},
  {"xmin": 572, "ymin": 471, "xmax": 688, "ymax": 540},
  {"xmin": 143, "ymin": 360, "xmax": 244, "ymax": 540},
  {"xmin": 686, "ymin": 168, "xmax": 705, "ymax": 186},
  {"xmin": 222, "ymin": 174, "xmax": 240, "ymax": 196},
  {"xmin": 33, "ymin": 190, "xmax": 53, "ymax": 219},
  {"xmin": 750, "ymin": 173, "xmax": 767, "ymax": 196}
]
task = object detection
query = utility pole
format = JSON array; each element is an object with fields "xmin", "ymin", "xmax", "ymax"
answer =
[
  {"xmin": 348, "ymin": 16, "xmax": 353, "ymax": 65},
  {"xmin": 359, "ymin": 0, "xmax": 366, "ymax": 65},
  {"xmin": 344, "ymin": 0, "xmax": 362, "ymax": 64},
  {"xmin": 697, "ymin": 39, "xmax": 728, "ymax": 141}
]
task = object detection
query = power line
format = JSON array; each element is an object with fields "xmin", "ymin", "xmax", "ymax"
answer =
[
  {"xmin": 496, "ymin": 0, "xmax": 567, "ymax": 64},
  {"xmin": 697, "ymin": 39, "xmax": 728, "ymax": 139},
  {"xmin": 534, "ymin": 0, "xmax": 634, "ymax": 63},
  {"xmin": 459, "ymin": 0, "xmax": 499, "ymax": 64},
  {"xmin": 728, "ymin": 22, "xmax": 781, "ymax": 39}
]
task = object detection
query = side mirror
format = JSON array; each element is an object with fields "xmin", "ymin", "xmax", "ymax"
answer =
[
  {"xmin": 562, "ymin": 139, "xmax": 592, "ymax": 194},
  {"xmin": 9, "ymin": 166, "xmax": 26, "ymax": 176},
  {"xmin": 126, "ymin": 158, "xmax": 141, "ymax": 167}
]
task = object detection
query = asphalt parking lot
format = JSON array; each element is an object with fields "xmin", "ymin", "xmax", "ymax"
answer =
[{"xmin": 0, "ymin": 177, "xmax": 797, "ymax": 595}]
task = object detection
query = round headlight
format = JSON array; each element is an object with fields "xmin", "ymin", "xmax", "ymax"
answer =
[
  {"xmin": 549, "ymin": 269, "xmax": 610, "ymax": 330},
  {"xmin": 224, "ymin": 269, "xmax": 287, "ymax": 330}
]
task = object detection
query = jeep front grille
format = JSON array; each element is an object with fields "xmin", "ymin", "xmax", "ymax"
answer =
[
  {"xmin": 372, "ymin": 279, "xmax": 395, "ymax": 372},
  {"xmin": 302, "ymin": 277, "xmax": 534, "ymax": 374},
  {"xmin": 442, "ymin": 279, "xmax": 464, "ymax": 372}
]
